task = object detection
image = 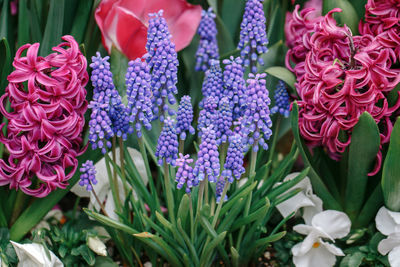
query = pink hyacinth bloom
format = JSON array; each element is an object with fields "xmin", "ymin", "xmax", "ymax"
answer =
[
  {"xmin": 287, "ymin": 8, "xmax": 400, "ymax": 175},
  {"xmin": 359, "ymin": 0, "xmax": 400, "ymax": 61},
  {"xmin": 0, "ymin": 35, "xmax": 88, "ymax": 197}
]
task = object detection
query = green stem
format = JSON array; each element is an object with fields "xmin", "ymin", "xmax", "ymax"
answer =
[
  {"xmin": 119, "ymin": 137, "xmax": 128, "ymax": 196},
  {"xmin": 72, "ymin": 197, "xmax": 80, "ymax": 221},
  {"xmin": 236, "ymin": 148, "xmax": 258, "ymax": 249},
  {"xmin": 10, "ymin": 190, "xmax": 27, "ymax": 226},
  {"xmin": 163, "ymin": 160, "xmax": 175, "ymax": 224},
  {"xmin": 204, "ymin": 175, "xmax": 209, "ymax": 205},
  {"xmin": 90, "ymin": 182, "xmax": 109, "ymax": 217},
  {"xmin": 104, "ymin": 150, "xmax": 122, "ymax": 213},
  {"xmin": 179, "ymin": 139, "xmax": 185, "ymax": 155},
  {"xmin": 266, "ymin": 116, "xmax": 281, "ymax": 175},
  {"xmin": 189, "ymin": 193, "xmax": 194, "ymax": 243},
  {"xmin": 112, "ymin": 137, "xmax": 121, "ymax": 207},
  {"xmin": 212, "ymin": 182, "xmax": 229, "ymax": 228}
]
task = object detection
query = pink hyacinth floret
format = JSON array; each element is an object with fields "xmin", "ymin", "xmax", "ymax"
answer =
[
  {"xmin": 0, "ymin": 35, "xmax": 88, "ymax": 197},
  {"xmin": 287, "ymin": 7, "xmax": 400, "ymax": 175},
  {"xmin": 359, "ymin": 0, "xmax": 400, "ymax": 61}
]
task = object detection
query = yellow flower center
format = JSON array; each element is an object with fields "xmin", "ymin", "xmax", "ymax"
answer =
[{"xmin": 313, "ymin": 242, "xmax": 320, "ymax": 248}]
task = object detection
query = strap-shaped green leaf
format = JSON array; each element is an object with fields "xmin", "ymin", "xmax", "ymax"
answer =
[
  {"xmin": 345, "ymin": 112, "xmax": 380, "ymax": 222},
  {"xmin": 39, "ymin": 0, "xmax": 64, "ymax": 56},
  {"xmin": 382, "ymin": 117, "xmax": 400, "ymax": 211},
  {"xmin": 265, "ymin": 66, "xmax": 296, "ymax": 92}
]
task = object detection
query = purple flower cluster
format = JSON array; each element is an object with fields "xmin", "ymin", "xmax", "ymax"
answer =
[
  {"xmin": 200, "ymin": 60, "xmax": 224, "ymax": 107},
  {"xmin": 241, "ymin": 73, "xmax": 272, "ymax": 152},
  {"xmin": 193, "ymin": 126, "xmax": 220, "ymax": 183},
  {"xmin": 109, "ymin": 89, "xmax": 133, "ymax": 140},
  {"xmin": 126, "ymin": 59, "xmax": 154, "ymax": 138},
  {"xmin": 90, "ymin": 52, "xmax": 115, "ymax": 95},
  {"xmin": 221, "ymin": 134, "xmax": 245, "ymax": 182},
  {"xmin": 155, "ymin": 117, "xmax": 179, "ymax": 166},
  {"xmin": 176, "ymin": 95, "xmax": 195, "ymax": 140},
  {"xmin": 175, "ymin": 154, "xmax": 197, "ymax": 193},
  {"xmin": 79, "ymin": 160, "xmax": 97, "ymax": 191},
  {"xmin": 271, "ymin": 80, "xmax": 290, "ymax": 118},
  {"xmin": 198, "ymin": 96, "xmax": 218, "ymax": 132},
  {"xmin": 216, "ymin": 176, "xmax": 228, "ymax": 203},
  {"xmin": 195, "ymin": 7, "xmax": 219, "ymax": 72},
  {"xmin": 238, "ymin": 0, "xmax": 269, "ymax": 73},
  {"xmin": 146, "ymin": 11, "xmax": 179, "ymax": 122},
  {"xmin": 222, "ymin": 56, "xmax": 247, "ymax": 119},
  {"xmin": 215, "ymin": 97, "xmax": 233, "ymax": 144}
]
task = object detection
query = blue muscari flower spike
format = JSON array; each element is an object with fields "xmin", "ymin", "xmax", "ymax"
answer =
[
  {"xmin": 198, "ymin": 96, "xmax": 218, "ymax": 133},
  {"xmin": 176, "ymin": 95, "xmax": 195, "ymax": 140},
  {"xmin": 222, "ymin": 56, "xmax": 247, "ymax": 120},
  {"xmin": 195, "ymin": 7, "xmax": 219, "ymax": 72},
  {"xmin": 238, "ymin": 0, "xmax": 268, "ymax": 73},
  {"xmin": 79, "ymin": 160, "xmax": 97, "ymax": 191},
  {"xmin": 241, "ymin": 73, "xmax": 272, "ymax": 152},
  {"xmin": 215, "ymin": 97, "xmax": 233, "ymax": 144},
  {"xmin": 90, "ymin": 52, "xmax": 115, "ymax": 96},
  {"xmin": 221, "ymin": 134, "xmax": 246, "ymax": 183},
  {"xmin": 146, "ymin": 10, "xmax": 179, "ymax": 122},
  {"xmin": 193, "ymin": 125, "xmax": 220, "ymax": 183},
  {"xmin": 88, "ymin": 92, "xmax": 113, "ymax": 154},
  {"xmin": 200, "ymin": 60, "xmax": 223, "ymax": 107},
  {"xmin": 216, "ymin": 176, "xmax": 228, "ymax": 203},
  {"xmin": 271, "ymin": 80, "xmax": 290, "ymax": 118},
  {"xmin": 126, "ymin": 58, "xmax": 154, "ymax": 138},
  {"xmin": 155, "ymin": 117, "xmax": 179, "ymax": 166},
  {"xmin": 175, "ymin": 153, "xmax": 198, "ymax": 193},
  {"xmin": 109, "ymin": 89, "xmax": 133, "ymax": 140}
]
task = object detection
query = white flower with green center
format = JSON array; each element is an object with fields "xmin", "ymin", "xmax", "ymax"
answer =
[
  {"xmin": 291, "ymin": 210, "xmax": 351, "ymax": 267},
  {"xmin": 375, "ymin": 206, "xmax": 400, "ymax": 267}
]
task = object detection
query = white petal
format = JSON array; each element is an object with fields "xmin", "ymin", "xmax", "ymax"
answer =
[
  {"xmin": 378, "ymin": 233, "xmax": 400, "ymax": 255},
  {"xmin": 312, "ymin": 210, "xmax": 351, "ymax": 239},
  {"xmin": 302, "ymin": 194, "xmax": 323, "ymax": 225},
  {"xmin": 388, "ymin": 210, "xmax": 400, "ymax": 225},
  {"xmin": 293, "ymin": 224, "xmax": 314, "ymax": 236},
  {"xmin": 388, "ymin": 246, "xmax": 400, "ymax": 267},
  {"xmin": 11, "ymin": 241, "xmax": 63, "ymax": 267},
  {"xmin": 320, "ymin": 240, "xmax": 345, "ymax": 256},
  {"xmin": 87, "ymin": 236, "xmax": 107, "ymax": 256},
  {"xmin": 70, "ymin": 182, "xmax": 90, "ymax": 198},
  {"xmin": 293, "ymin": 242, "xmax": 337, "ymax": 267},
  {"xmin": 291, "ymin": 232, "xmax": 319, "ymax": 256},
  {"xmin": 376, "ymin": 206, "xmax": 399, "ymax": 236},
  {"xmin": 276, "ymin": 192, "xmax": 315, "ymax": 218}
]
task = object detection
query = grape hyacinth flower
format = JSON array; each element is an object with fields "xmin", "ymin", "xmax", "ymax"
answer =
[
  {"xmin": 126, "ymin": 58, "xmax": 154, "ymax": 138},
  {"xmin": 90, "ymin": 52, "xmax": 115, "ymax": 96},
  {"xmin": 216, "ymin": 176, "xmax": 228, "ymax": 203},
  {"xmin": 109, "ymin": 89, "xmax": 133, "ymax": 140},
  {"xmin": 222, "ymin": 56, "xmax": 247, "ymax": 119},
  {"xmin": 79, "ymin": 160, "xmax": 97, "ymax": 191},
  {"xmin": 271, "ymin": 80, "xmax": 290, "ymax": 118},
  {"xmin": 155, "ymin": 117, "xmax": 179, "ymax": 166},
  {"xmin": 200, "ymin": 60, "xmax": 224, "ymax": 107},
  {"xmin": 241, "ymin": 73, "xmax": 273, "ymax": 152},
  {"xmin": 146, "ymin": 10, "xmax": 179, "ymax": 122},
  {"xmin": 221, "ymin": 134, "xmax": 245, "ymax": 183},
  {"xmin": 238, "ymin": 0, "xmax": 269, "ymax": 73},
  {"xmin": 215, "ymin": 97, "xmax": 233, "ymax": 144},
  {"xmin": 0, "ymin": 36, "xmax": 88, "ymax": 197},
  {"xmin": 193, "ymin": 125, "xmax": 220, "ymax": 183},
  {"xmin": 175, "ymin": 154, "xmax": 197, "ymax": 193},
  {"xmin": 176, "ymin": 95, "xmax": 195, "ymax": 140},
  {"xmin": 198, "ymin": 96, "xmax": 218, "ymax": 132},
  {"xmin": 195, "ymin": 7, "xmax": 219, "ymax": 71},
  {"xmin": 88, "ymin": 92, "xmax": 113, "ymax": 154}
]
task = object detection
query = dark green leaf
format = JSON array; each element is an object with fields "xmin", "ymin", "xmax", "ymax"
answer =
[
  {"xmin": 78, "ymin": 245, "xmax": 96, "ymax": 266},
  {"xmin": 110, "ymin": 47, "xmax": 129, "ymax": 98},
  {"xmin": 340, "ymin": 252, "xmax": 365, "ymax": 267},
  {"xmin": 94, "ymin": 256, "xmax": 119, "ymax": 267},
  {"xmin": 17, "ymin": 0, "xmax": 30, "ymax": 46},
  {"xmin": 70, "ymin": 0, "xmax": 93, "ymax": 43},
  {"xmin": 265, "ymin": 66, "xmax": 296, "ymax": 92},
  {"xmin": 345, "ymin": 112, "xmax": 380, "ymax": 222},
  {"xmin": 39, "ymin": 0, "xmax": 64, "ymax": 56}
]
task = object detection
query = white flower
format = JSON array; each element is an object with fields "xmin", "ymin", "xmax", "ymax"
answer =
[
  {"xmin": 291, "ymin": 210, "xmax": 351, "ymax": 267},
  {"xmin": 276, "ymin": 173, "xmax": 323, "ymax": 224},
  {"xmin": 11, "ymin": 241, "xmax": 63, "ymax": 267},
  {"xmin": 71, "ymin": 147, "xmax": 147, "ymax": 220},
  {"xmin": 375, "ymin": 206, "xmax": 400, "ymax": 267},
  {"xmin": 87, "ymin": 236, "xmax": 107, "ymax": 256}
]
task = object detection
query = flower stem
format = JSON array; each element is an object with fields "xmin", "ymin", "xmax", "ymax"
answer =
[
  {"xmin": 104, "ymin": 149, "xmax": 122, "ymax": 213},
  {"xmin": 179, "ymin": 139, "xmax": 185, "ymax": 154},
  {"xmin": 189, "ymin": 193, "xmax": 194, "ymax": 242},
  {"xmin": 266, "ymin": 116, "xmax": 281, "ymax": 176},
  {"xmin": 204, "ymin": 175, "xmax": 209, "ymax": 205},
  {"xmin": 119, "ymin": 137, "xmax": 128, "ymax": 196},
  {"xmin": 112, "ymin": 136, "xmax": 121, "ymax": 207},
  {"xmin": 212, "ymin": 182, "xmax": 229, "ymax": 228},
  {"xmin": 163, "ymin": 160, "xmax": 175, "ymax": 224},
  {"xmin": 90, "ymin": 181, "xmax": 109, "ymax": 217},
  {"xmin": 10, "ymin": 190, "xmax": 27, "ymax": 225}
]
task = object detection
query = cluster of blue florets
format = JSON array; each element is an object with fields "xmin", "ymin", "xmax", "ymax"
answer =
[
  {"xmin": 79, "ymin": 160, "xmax": 97, "ymax": 191},
  {"xmin": 221, "ymin": 134, "xmax": 246, "ymax": 183},
  {"xmin": 198, "ymin": 96, "xmax": 218, "ymax": 132},
  {"xmin": 175, "ymin": 154, "xmax": 197, "ymax": 193},
  {"xmin": 271, "ymin": 80, "xmax": 290, "ymax": 118},
  {"xmin": 155, "ymin": 117, "xmax": 179, "ymax": 166},
  {"xmin": 195, "ymin": 8, "xmax": 219, "ymax": 72},
  {"xmin": 176, "ymin": 96, "xmax": 195, "ymax": 140},
  {"xmin": 215, "ymin": 97, "xmax": 233, "ymax": 144},
  {"xmin": 200, "ymin": 60, "xmax": 224, "ymax": 107},
  {"xmin": 238, "ymin": 0, "xmax": 269, "ymax": 73}
]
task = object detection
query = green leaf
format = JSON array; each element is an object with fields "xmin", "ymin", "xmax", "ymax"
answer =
[
  {"xmin": 94, "ymin": 256, "xmax": 119, "ymax": 267},
  {"xmin": 17, "ymin": 0, "xmax": 30, "ymax": 46},
  {"xmin": 0, "ymin": 38, "xmax": 11, "ymax": 92},
  {"xmin": 291, "ymin": 102, "xmax": 342, "ymax": 210},
  {"xmin": 231, "ymin": 203, "xmax": 269, "ymax": 231},
  {"xmin": 345, "ymin": 112, "xmax": 380, "ymax": 222},
  {"xmin": 221, "ymin": 0, "xmax": 246, "ymax": 42},
  {"xmin": 84, "ymin": 209, "xmax": 138, "ymax": 235},
  {"xmin": 215, "ymin": 15, "xmax": 235, "ymax": 54},
  {"xmin": 177, "ymin": 194, "xmax": 190, "ymax": 228},
  {"xmin": 357, "ymin": 185, "xmax": 383, "ymax": 227},
  {"xmin": 78, "ymin": 245, "xmax": 96, "ymax": 266},
  {"xmin": 69, "ymin": 0, "xmax": 93, "ymax": 43},
  {"xmin": 340, "ymin": 252, "xmax": 365, "ymax": 267},
  {"xmin": 110, "ymin": 47, "xmax": 129, "ymax": 97},
  {"xmin": 231, "ymin": 246, "xmax": 239, "ymax": 267},
  {"xmin": 0, "ymin": 0, "xmax": 10, "ymax": 40},
  {"xmin": 382, "ymin": 117, "xmax": 400, "ymax": 211},
  {"xmin": 199, "ymin": 231, "xmax": 227, "ymax": 267},
  {"xmin": 322, "ymin": 0, "xmax": 359, "ymax": 34},
  {"xmin": 58, "ymin": 245, "xmax": 68, "ymax": 258},
  {"xmin": 177, "ymin": 219, "xmax": 200, "ymax": 266},
  {"xmin": 267, "ymin": 167, "xmax": 309, "ymax": 200},
  {"xmin": 265, "ymin": 66, "xmax": 296, "ymax": 92},
  {"xmin": 220, "ymin": 182, "xmax": 257, "ymax": 215},
  {"xmin": 39, "ymin": 0, "xmax": 64, "ymax": 56}
]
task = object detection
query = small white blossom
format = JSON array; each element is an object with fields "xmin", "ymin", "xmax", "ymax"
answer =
[
  {"xmin": 87, "ymin": 236, "xmax": 107, "ymax": 256},
  {"xmin": 291, "ymin": 210, "xmax": 351, "ymax": 267}
]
